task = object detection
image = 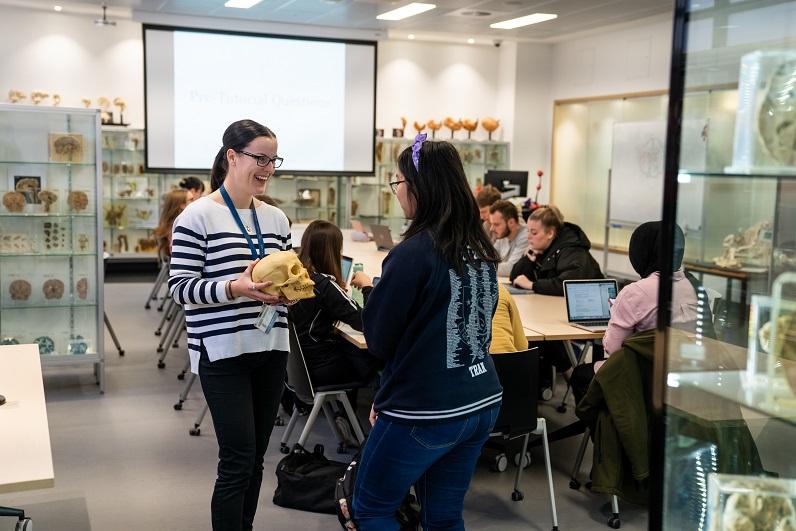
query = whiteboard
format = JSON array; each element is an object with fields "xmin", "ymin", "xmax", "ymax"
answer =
[{"xmin": 609, "ymin": 121, "xmax": 667, "ymax": 225}]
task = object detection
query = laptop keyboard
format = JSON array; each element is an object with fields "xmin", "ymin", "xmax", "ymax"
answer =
[{"xmin": 579, "ymin": 321, "xmax": 609, "ymax": 327}]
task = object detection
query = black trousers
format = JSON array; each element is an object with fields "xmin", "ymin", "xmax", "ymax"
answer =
[{"xmin": 199, "ymin": 345, "xmax": 287, "ymax": 531}]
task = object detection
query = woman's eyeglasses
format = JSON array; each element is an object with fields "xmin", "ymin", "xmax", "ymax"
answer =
[
  {"xmin": 237, "ymin": 150, "xmax": 284, "ymax": 169},
  {"xmin": 389, "ymin": 179, "xmax": 406, "ymax": 194}
]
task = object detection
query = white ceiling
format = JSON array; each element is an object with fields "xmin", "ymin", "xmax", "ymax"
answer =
[{"xmin": 4, "ymin": 0, "xmax": 674, "ymax": 42}]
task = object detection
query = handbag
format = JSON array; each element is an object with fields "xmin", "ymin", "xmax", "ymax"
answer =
[
  {"xmin": 273, "ymin": 443, "xmax": 348, "ymax": 514},
  {"xmin": 335, "ymin": 448, "xmax": 420, "ymax": 530}
]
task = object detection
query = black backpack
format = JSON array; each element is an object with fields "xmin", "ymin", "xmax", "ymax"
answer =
[
  {"xmin": 335, "ymin": 449, "xmax": 421, "ymax": 530},
  {"xmin": 273, "ymin": 443, "xmax": 348, "ymax": 514}
]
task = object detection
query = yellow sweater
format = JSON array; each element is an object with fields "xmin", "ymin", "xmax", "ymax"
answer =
[{"xmin": 490, "ymin": 284, "xmax": 528, "ymax": 354}]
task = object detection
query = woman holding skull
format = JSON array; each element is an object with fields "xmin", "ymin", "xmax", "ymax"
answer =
[{"xmin": 169, "ymin": 119, "xmax": 291, "ymax": 531}]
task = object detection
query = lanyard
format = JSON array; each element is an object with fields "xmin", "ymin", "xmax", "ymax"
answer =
[{"xmin": 219, "ymin": 185, "xmax": 265, "ymax": 260}]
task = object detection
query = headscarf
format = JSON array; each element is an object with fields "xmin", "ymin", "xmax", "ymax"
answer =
[{"xmin": 629, "ymin": 221, "xmax": 685, "ymax": 278}]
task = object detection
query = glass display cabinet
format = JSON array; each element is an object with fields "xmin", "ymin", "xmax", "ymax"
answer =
[
  {"xmin": 357, "ymin": 137, "xmax": 510, "ymax": 234},
  {"xmin": 653, "ymin": 1, "xmax": 796, "ymax": 529},
  {"xmin": 267, "ymin": 174, "xmax": 350, "ymax": 229},
  {"xmin": 0, "ymin": 104, "xmax": 104, "ymax": 392},
  {"xmin": 102, "ymin": 128, "xmax": 159, "ymax": 257}
]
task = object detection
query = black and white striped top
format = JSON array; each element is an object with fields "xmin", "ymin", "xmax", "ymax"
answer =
[{"xmin": 168, "ymin": 196, "xmax": 292, "ymax": 374}]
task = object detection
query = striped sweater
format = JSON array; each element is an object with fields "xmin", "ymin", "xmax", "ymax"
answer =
[{"xmin": 168, "ymin": 196, "xmax": 291, "ymax": 374}]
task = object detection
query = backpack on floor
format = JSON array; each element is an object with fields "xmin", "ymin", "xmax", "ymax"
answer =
[
  {"xmin": 335, "ymin": 449, "xmax": 421, "ymax": 530},
  {"xmin": 273, "ymin": 443, "xmax": 348, "ymax": 514}
]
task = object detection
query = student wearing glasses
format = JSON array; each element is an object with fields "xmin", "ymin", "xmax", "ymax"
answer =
[
  {"xmin": 169, "ymin": 119, "xmax": 290, "ymax": 531},
  {"xmin": 353, "ymin": 134, "xmax": 503, "ymax": 530}
]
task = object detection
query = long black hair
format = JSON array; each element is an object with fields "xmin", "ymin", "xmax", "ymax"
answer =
[
  {"xmin": 398, "ymin": 140, "xmax": 500, "ymax": 274},
  {"xmin": 210, "ymin": 119, "xmax": 276, "ymax": 192}
]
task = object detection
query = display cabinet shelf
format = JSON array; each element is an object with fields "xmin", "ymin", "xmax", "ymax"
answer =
[
  {"xmin": 0, "ymin": 103, "xmax": 105, "ymax": 392},
  {"xmin": 0, "ymin": 161, "xmax": 96, "ymax": 167}
]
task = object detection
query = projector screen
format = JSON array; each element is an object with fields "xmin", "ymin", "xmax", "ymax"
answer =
[{"xmin": 144, "ymin": 25, "xmax": 376, "ymax": 174}]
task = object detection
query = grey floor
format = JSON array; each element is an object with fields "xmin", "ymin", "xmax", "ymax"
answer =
[{"xmin": 0, "ymin": 282, "xmax": 648, "ymax": 531}]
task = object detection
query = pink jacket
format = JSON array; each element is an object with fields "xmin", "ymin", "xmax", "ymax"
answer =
[{"xmin": 602, "ymin": 271, "xmax": 698, "ymax": 357}]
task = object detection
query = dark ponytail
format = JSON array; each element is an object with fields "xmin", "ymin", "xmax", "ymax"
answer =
[{"xmin": 210, "ymin": 119, "xmax": 276, "ymax": 192}]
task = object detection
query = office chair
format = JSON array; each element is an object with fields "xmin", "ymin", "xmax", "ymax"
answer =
[
  {"xmin": 279, "ymin": 321, "xmax": 366, "ymax": 454},
  {"xmin": 568, "ymin": 428, "xmax": 622, "ymax": 528},
  {"xmin": 490, "ymin": 348, "xmax": 559, "ymax": 531},
  {"xmin": 0, "ymin": 507, "xmax": 32, "ymax": 530}
]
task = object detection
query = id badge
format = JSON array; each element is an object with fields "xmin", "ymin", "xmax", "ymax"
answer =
[{"xmin": 254, "ymin": 304, "xmax": 279, "ymax": 334}]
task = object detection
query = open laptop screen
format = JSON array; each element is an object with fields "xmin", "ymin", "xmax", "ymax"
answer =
[
  {"xmin": 341, "ymin": 255, "xmax": 354, "ymax": 283},
  {"xmin": 564, "ymin": 280, "xmax": 618, "ymax": 322}
]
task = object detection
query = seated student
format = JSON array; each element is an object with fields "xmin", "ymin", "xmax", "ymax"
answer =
[
  {"xmin": 489, "ymin": 200, "xmax": 529, "ymax": 277},
  {"xmin": 288, "ymin": 220, "xmax": 381, "ymax": 405},
  {"xmin": 510, "ymin": 205, "xmax": 602, "ymax": 295},
  {"xmin": 489, "ymin": 283, "xmax": 528, "ymax": 354},
  {"xmin": 152, "ymin": 189, "xmax": 188, "ymax": 257},
  {"xmin": 570, "ymin": 221, "xmax": 708, "ymax": 403},
  {"xmin": 178, "ymin": 176, "xmax": 206, "ymax": 203},
  {"xmin": 508, "ymin": 205, "xmax": 603, "ymax": 392},
  {"xmin": 476, "ymin": 185, "xmax": 502, "ymax": 239}
]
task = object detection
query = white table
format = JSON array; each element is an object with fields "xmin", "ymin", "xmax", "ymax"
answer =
[{"xmin": 0, "ymin": 344, "xmax": 54, "ymax": 495}]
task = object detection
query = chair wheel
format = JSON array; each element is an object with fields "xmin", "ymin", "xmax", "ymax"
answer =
[
  {"xmin": 608, "ymin": 516, "xmax": 621, "ymax": 529},
  {"xmin": 274, "ymin": 416, "xmax": 285, "ymax": 427},
  {"xmin": 156, "ymin": 347, "xmax": 164, "ymax": 353},
  {"xmin": 118, "ymin": 350, "xmax": 124, "ymax": 356},
  {"xmin": 189, "ymin": 428, "xmax": 200, "ymax": 436},
  {"xmin": 511, "ymin": 490, "xmax": 524, "ymax": 502},
  {"xmin": 556, "ymin": 404, "xmax": 567, "ymax": 413},
  {"xmin": 569, "ymin": 479, "xmax": 581, "ymax": 490},
  {"xmin": 15, "ymin": 518, "xmax": 33, "ymax": 531},
  {"xmin": 514, "ymin": 451, "xmax": 531, "ymax": 468},
  {"xmin": 157, "ymin": 361, "xmax": 165, "ymax": 368},
  {"xmin": 154, "ymin": 331, "xmax": 162, "ymax": 336},
  {"xmin": 540, "ymin": 387, "xmax": 553, "ymax": 401},
  {"xmin": 585, "ymin": 481, "xmax": 593, "ymax": 490},
  {"xmin": 173, "ymin": 403, "xmax": 182, "ymax": 411},
  {"xmin": 177, "ymin": 373, "xmax": 185, "ymax": 381},
  {"xmin": 145, "ymin": 304, "xmax": 151, "ymax": 310},
  {"xmin": 491, "ymin": 453, "xmax": 508, "ymax": 473},
  {"xmin": 280, "ymin": 443, "xmax": 290, "ymax": 455},
  {"xmin": 337, "ymin": 443, "xmax": 349, "ymax": 454}
]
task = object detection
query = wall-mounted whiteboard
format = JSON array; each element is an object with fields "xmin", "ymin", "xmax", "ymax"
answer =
[{"xmin": 609, "ymin": 121, "xmax": 667, "ymax": 225}]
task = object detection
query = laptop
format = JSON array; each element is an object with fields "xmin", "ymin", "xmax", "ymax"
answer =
[
  {"xmin": 563, "ymin": 279, "xmax": 619, "ymax": 332},
  {"xmin": 341, "ymin": 255, "xmax": 354, "ymax": 284},
  {"xmin": 371, "ymin": 224, "xmax": 396, "ymax": 251}
]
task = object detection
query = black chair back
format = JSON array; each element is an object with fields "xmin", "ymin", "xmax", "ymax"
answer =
[
  {"xmin": 287, "ymin": 320, "xmax": 316, "ymax": 404},
  {"xmin": 492, "ymin": 348, "xmax": 540, "ymax": 439}
]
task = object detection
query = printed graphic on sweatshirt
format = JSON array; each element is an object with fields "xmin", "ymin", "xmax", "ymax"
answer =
[{"xmin": 446, "ymin": 263, "xmax": 497, "ymax": 371}]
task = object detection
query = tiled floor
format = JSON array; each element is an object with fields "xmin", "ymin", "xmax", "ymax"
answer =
[{"xmin": 0, "ymin": 282, "xmax": 648, "ymax": 531}]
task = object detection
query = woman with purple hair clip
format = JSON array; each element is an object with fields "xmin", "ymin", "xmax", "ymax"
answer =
[{"xmin": 351, "ymin": 133, "xmax": 503, "ymax": 530}]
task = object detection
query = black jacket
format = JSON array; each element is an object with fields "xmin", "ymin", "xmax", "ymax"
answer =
[
  {"xmin": 288, "ymin": 272, "xmax": 371, "ymax": 362},
  {"xmin": 508, "ymin": 222, "xmax": 602, "ymax": 296}
]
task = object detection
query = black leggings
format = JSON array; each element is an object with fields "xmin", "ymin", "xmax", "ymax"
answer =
[{"xmin": 199, "ymin": 346, "xmax": 287, "ymax": 531}]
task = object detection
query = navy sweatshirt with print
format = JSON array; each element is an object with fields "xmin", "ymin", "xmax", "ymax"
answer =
[{"xmin": 363, "ymin": 230, "xmax": 503, "ymax": 424}]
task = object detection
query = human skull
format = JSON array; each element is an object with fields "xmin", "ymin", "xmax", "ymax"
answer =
[{"xmin": 252, "ymin": 251, "xmax": 315, "ymax": 301}]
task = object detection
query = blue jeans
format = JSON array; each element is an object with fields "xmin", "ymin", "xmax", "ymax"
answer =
[{"xmin": 353, "ymin": 406, "xmax": 499, "ymax": 531}]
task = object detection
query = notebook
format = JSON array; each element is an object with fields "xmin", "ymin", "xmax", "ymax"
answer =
[{"xmin": 563, "ymin": 279, "xmax": 618, "ymax": 332}]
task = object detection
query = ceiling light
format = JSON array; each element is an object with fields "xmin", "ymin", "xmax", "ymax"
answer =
[
  {"xmin": 53, "ymin": 5, "xmax": 62, "ymax": 11},
  {"xmin": 94, "ymin": 4, "xmax": 116, "ymax": 26},
  {"xmin": 467, "ymin": 38, "xmax": 475, "ymax": 44},
  {"xmin": 490, "ymin": 13, "xmax": 557, "ymax": 29},
  {"xmin": 224, "ymin": 0, "xmax": 265, "ymax": 8},
  {"xmin": 377, "ymin": 3, "xmax": 436, "ymax": 21},
  {"xmin": 408, "ymin": 34, "xmax": 416, "ymax": 40}
]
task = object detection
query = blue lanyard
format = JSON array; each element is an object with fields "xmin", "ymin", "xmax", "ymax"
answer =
[{"xmin": 219, "ymin": 185, "xmax": 265, "ymax": 260}]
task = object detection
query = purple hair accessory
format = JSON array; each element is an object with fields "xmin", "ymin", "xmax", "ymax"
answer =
[{"xmin": 412, "ymin": 133, "xmax": 427, "ymax": 171}]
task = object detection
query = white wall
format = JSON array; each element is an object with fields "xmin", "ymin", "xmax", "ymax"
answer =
[
  {"xmin": 376, "ymin": 40, "xmax": 506, "ymax": 141},
  {"xmin": 551, "ymin": 15, "xmax": 673, "ymax": 100},
  {"xmin": 512, "ymin": 42, "xmax": 554, "ymax": 202},
  {"xmin": 0, "ymin": 5, "xmax": 144, "ymax": 126}
]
